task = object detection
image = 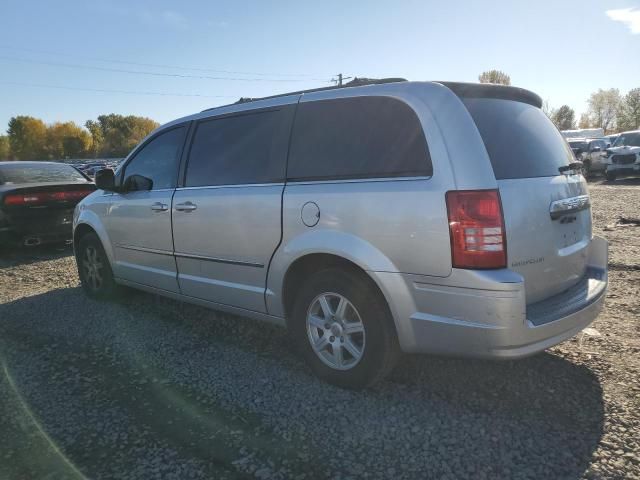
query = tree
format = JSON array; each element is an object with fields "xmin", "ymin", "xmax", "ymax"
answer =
[
  {"xmin": 7, "ymin": 116, "xmax": 48, "ymax": 160},
  {"xmin": 578, "ymin": 113, "xmax": 592, "ymax": 129},
  {"xmin": 46, "ymin": 121, "xmax": 92, "ymax": 159},
  {"xmin": 587, "ymin": 88, "xmax": 621, "ymax": 134},
  {"xmin": 478, "ymin": 70, "xmax": 511, "ymax": 85},
  {"xmin": 617, "ymin": 87, "xmax": 640, "ymax": 131},
  {"xmin": 0, "ymin": 135, "xmax": 10, "ymax": 160},
  {"xmin": 87, "ymin": 114, "xmax": 159, "ymax": 157},
  {"xmin": 85, "ymin": 120, "xmax": 104, "ymax": 158},
  {"xmin": 551, "ymin": 105, "xmax": 576, "ymax": 130}
]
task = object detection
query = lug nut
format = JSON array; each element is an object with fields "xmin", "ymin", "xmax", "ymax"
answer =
[{"xmin": 330, "ymin": 336, "xmax": 335, "ymax": 342}]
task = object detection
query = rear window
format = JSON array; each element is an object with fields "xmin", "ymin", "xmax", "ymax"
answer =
[
  {"xmin": 462, "ymin": 98, "xmax": 573, "ymax": 179},
  {"xmin": 0, "ymin": 163, "xmax": 88, "ymax": 184},
  {"xmin": 287, "ymin": 96, "xmax": 431, "ymax": 181}
]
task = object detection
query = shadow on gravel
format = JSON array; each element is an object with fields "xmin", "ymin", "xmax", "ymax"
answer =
[
  {"xmin": 0, "ymin": 287, "xmax": 605, "ymax": 479},
  {"xmin": 0, "ymin": 243, "xmax": 73, "ymax": 268}
]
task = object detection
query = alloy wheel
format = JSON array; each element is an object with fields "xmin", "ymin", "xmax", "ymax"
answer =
[
  {"xmin": 306, "ymin": 292, "xmax": 366, "ymax": 370},
  {"xmin": 83, "ymin": 245, "xmax": 104, "ymax": 291}
]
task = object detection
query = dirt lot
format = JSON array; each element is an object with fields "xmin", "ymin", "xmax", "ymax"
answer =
[{"xmin": 0, "ymin": 181, "xmax": 638, "ymax": 480}]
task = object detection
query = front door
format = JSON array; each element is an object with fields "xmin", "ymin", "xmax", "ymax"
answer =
[
  {"xmin": 172, "ymin": 104, "xmax": 295, "ymax": 312},
  {"xmin": 108, "ymin": 125, "xmax": 187, "ymax": 292}
]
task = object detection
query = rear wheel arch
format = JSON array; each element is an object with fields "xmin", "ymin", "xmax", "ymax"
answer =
[
  {"xmin": 282, "ymin": 253, "xmax": 397, "ymax": 335},
  {"xmin": 284, "ymin": 256, "xmax": 400, "ymax": 388}
]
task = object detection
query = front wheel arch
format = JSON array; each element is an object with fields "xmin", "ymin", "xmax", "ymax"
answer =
[{"xmin": 73, "ymin": 223, "xmax": 98, "ymax": 255}]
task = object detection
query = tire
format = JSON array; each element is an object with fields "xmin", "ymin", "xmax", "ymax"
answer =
[
  {"xmin": 289, "ymin": 267, "xmax": 399, "ymax": 389},
  {"xmin": 76, "ymin": 232, "xmax": 119, "ymax": 300},
  {"xmin": 606, "ymin": 171, "xmax": 617, "ymax": 182}
]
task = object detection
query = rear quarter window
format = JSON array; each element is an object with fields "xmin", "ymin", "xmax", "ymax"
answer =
[
  {"xmin": 462, "ymin": 98, "xmax": 574, "ymax": 179},
  {"xmin": 287, "ymin": 96, "xmax": 432, "ymax": 181}
]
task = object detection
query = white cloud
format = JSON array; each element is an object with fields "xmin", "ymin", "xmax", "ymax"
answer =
[
  {"xmin": 606, "ymin": 7, "xmax": 640, "ymax": 34},
  {"xmin": 206, "ymin": 20, "xmax": 229, "ymax": 29},
  {"xmin": 94, "ymin": 5, "xmax": 189, "ymax": 30},
  {"xmin": 159, "ymin": 11, "xmax": 189, "ymax": 30}
]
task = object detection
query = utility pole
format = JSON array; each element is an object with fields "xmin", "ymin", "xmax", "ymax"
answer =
[{"xmin": 332, "ymin": 73, "xmax": 352, "ymax": 86}]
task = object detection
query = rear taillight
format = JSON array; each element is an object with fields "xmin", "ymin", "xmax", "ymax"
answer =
[
  {"xmin": 3, "ymin": 190, "xmax": 91, "ymax": 206},
  {"xmin": 445, "ymin": 189, "xmax": 507, "ymax": 269}
]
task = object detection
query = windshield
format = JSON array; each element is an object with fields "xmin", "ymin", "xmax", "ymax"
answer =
[
  {"xmin": 462, "ymin": 98, "xmax": 573, "ymax": 179},
  {"xmin": 613, "ymin": 132, "xmax": 640, "ymax": 147},
  {"xmin": 0, "ymin": 163, "xmax": 89, "ymax": 184}
]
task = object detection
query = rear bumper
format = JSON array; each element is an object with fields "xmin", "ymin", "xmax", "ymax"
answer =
[
  {"xmin": 374, "ymin": 236, "xmax": 608, "ymax": 358},
  {"xmin": 0, "ymin": 210, "xmax": 74, "ymax": 246}
]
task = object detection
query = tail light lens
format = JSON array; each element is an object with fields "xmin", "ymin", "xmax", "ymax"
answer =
[
  {"xmin": 3, "ymin": 190, "xmax": 92, "ymax": 206},
  {"xmin": 446, "ymin": 189, "xmax": 507, "ymax": 269}
]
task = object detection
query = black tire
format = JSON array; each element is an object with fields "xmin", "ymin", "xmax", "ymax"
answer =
[
  {"xmin": 606, "ymin": 171, "xmax": 617, "ymax": 182},
  {"xmin": 289, "ymin": 267, "xmax": 399, "ymax": 389},
  {"xmin": 76, "ymin": 232, "xmax": 119, "ymax": 300}
]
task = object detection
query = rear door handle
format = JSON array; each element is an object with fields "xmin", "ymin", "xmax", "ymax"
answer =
[
  {"xmin": 150, "ymin": 202, "xmax": 169, "ymax": 212},
  {"xmin": 175, "ymin": 201, "xmax": 197, "ymax": 212}
]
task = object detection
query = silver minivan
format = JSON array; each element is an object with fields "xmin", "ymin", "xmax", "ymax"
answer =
[{"xmin": 73, "ymin": 81, "xmax": 608, "ymax": 388}]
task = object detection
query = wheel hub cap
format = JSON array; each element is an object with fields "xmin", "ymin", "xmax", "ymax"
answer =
[{"xmin": 306, "ymin": 292, "xmax": 366, "ymax": 371}]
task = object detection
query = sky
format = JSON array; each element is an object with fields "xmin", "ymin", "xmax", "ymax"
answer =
[{"xmin": 0, "ymin": 0, "xmax": 639, "ymax": 131}]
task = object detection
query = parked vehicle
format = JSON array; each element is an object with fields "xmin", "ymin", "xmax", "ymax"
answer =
[
  {"xmin": 73, "ymin": 81, "xmax": 608, "ymax": 388},
  {"xmin": 581, "ymin": 138, "xmax": 609, "ymax": 176},
  {"xmin": 1, "ymin": 162, "xmax": 95, "ymax": 247},
  {"xmin": 561, "ymin": 128, "xmax": 605, "ymax": 139},
  {"xmin": 567, "ymin": 138, "xmax": 589, "ymax": 160},
  {"xmin": 605, "ymin": 130, "xmax": 640, "ymax": 181},
  {"xmin": 605, "ymin": 134, "xmax": 620, "ymax": 147}
]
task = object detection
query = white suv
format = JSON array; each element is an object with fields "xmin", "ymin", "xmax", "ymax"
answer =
[{"xmin": 605, "ymin": 130, "xmax": 640, "ymax": 181}]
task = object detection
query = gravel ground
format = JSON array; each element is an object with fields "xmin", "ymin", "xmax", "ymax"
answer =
[{"xmin": 0, "ymin": 180, "xmax": 638, "ymax": 479}]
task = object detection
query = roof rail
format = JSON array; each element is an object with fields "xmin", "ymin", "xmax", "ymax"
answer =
[{"xmin": 201, "ymin": 77, "xmax": 407, "ymax": 112}]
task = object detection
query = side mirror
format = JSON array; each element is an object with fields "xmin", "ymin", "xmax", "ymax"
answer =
[
  {"xmin": 123, "ymin": 174, "xmax": 153, "ymax": 192},
  {"xmin": 94, "ymin": 168, "xmax": 116, "ymax": 191}
]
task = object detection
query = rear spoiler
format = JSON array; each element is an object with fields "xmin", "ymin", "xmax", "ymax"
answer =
[{"xmin": 438, "ymin": 82, "xmax": 543, "ymax": 108}]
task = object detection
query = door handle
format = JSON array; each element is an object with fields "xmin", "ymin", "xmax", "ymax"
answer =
[
  {"xmin": 175, "ymin": 201, "xmax": 197, "ymax": 212},
  {"xmin": 150, "ymin": 202, "xmax": 169, "ymax": 212}
]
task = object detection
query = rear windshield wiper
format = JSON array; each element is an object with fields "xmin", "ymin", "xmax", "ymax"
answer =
[{"xmin": 559, "ymin": 162, "xmax": 583, "ymax": 174}]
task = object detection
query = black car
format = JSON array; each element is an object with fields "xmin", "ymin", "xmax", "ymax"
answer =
[{"xmin": 0, "ymin": 162, "xmax": 96, "ymax": 247}]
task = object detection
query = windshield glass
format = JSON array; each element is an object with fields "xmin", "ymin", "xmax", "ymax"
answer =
[
  {"xmin": 0, "ymin": 163, "xmax": 88, "ymax": 184},
  {"xmin": 568, "ymin": 141, "xmax": 588, "ymax": 150},
  {"xmin": 613, "ymin": 132, "xmax": 640, "ymax": 147}
]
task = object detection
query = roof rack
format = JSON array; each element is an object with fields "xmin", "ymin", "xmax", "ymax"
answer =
[{"xmin": 201, "ymin": 77, "xmax": 407, "ymax": 112}]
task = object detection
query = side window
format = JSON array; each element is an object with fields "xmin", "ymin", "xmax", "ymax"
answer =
[
  {"xmin": 123, "ymin": 126, "xmax": 186, "ymax": 190},
  {"xmin": 287, "ymin": 96, "xmax": 432, "ymax": 181},
  {"xmin": 185, "ymin": 108, "xmax": 292, "ymax": 187}
]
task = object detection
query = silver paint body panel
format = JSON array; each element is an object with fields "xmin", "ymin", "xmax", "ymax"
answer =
[
  {"xmin": 74, "ymin": 81, "xmax": 608, "ymax": 358},
  {"xmin": 172, "ymin": 184, "xmax": 283, "ymax": 312},
  {"xmin": 107, "ymin": 189, "xmax": 179, "ymax": 292}
]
